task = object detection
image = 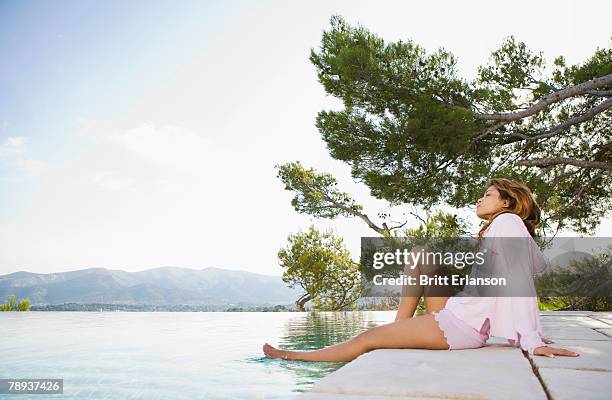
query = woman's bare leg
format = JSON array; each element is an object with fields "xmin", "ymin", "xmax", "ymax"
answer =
[
  {"xmin": 396, "ymin": 294, "xmax": 449, "ymax": 320},
  {"xmin": 263, "ymin": 314, "xmax": 449, "ymax": 362},
  {"xmin": 394, "ymin": 248, "xmax": 426, "ymax": 321},
  {"xmin": 394, "ymin": 295, "xmax": 421, "ymax": 321},
  {"xmin": 395, "ymin": 244, "xmax": 451, "ymax": 320},
  {"xmin": 424, "ymin": 296, "xmax": 449, "ymax": 314}
]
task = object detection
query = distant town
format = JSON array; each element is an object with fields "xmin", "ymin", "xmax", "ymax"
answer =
[{"xmin": 30, "ymin": 303, "xmax": 297, "ymax": 312}]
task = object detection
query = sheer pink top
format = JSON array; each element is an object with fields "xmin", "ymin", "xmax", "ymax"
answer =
[{"xmin": 444, "ymin": 212, "xmax": 548, "ymax": 355}]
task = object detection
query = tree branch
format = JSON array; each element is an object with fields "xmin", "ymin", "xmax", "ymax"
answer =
[
  {"xmin": 524, "ymin": 97, "xmax": 612, "ymax": 141},
  {"xmin": 472, "ymin": 121, "xmax": 508, "ymax": 142},
  {"xmin": 389, "ymin": 220, "xmax": 409, "ymax": 230},
  {"xmin": 548, "ymin": 166, "xmax": 574, "ymax": 190},
  {"xmin": 408, "ymin": 206, "xmax": 427, "ymax": 225},
  {"xmin": 573, "ymin": 171, "xmax": 607, "ymax": 202},
  {"xmin": 587, "ymin": 89, "xmax": 612, "ymax": 97},
  {"xmin": 475, "ymin": 73, "xmax": 612, "ymax": 122},
  {"xmin": 319, "ymin": 191, "xmax": 388, "ymax": 235},
  {"xmin": 593, "ymin": 142, "xmax": 612, "ymax": 159},
  {"xmin": 547, "ymin": 171, "xmax": 609, "ymax": 224},
  {"xmin": 517, "ymin": 157, "xmax": 612, "ymax": 171}
]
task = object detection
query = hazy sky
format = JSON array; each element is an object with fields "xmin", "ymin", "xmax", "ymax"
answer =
[{"xmin": 1, "ymin": 0, "xmax": 610, "ymax": 276}]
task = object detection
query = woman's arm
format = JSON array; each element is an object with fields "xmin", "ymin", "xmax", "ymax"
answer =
[
  {"xmin": 487, "ymin": 213, "xmax": 574, "ymax": 356},
  {"xmin": 511, "ymin": 297, "xmax": 578, "ymax": 357},
  {"xmin": 511, "ymin": 297, "xmax": 548, "ymax": 354}
]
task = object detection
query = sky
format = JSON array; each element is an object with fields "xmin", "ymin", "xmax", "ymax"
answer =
[{"xmin": 1, "ymin": 0, "xmax": 610, "ymax": 276}]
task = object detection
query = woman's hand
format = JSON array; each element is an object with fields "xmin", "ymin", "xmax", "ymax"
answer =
[
  {"xmin": 542, "ymin": 337, "xmax": 555, "ymax": 344},
  {"xmin": 534, "ymin": 345, "xmax": 579, "ymax": 357}
]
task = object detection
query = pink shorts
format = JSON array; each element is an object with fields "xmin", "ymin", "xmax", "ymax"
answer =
[{"xmin": 432, "ymin": 308, "xmax": 490, "ymax": 350}]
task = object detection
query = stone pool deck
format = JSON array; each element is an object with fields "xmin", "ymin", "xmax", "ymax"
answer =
[{"xmin": 295, "ymin": 311, "xmax": 612, "ymax": 400}]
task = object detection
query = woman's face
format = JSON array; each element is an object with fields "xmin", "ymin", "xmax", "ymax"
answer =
[{"xmin": 476, "ymin": 185, "xmax": 510, "ymax": 219}]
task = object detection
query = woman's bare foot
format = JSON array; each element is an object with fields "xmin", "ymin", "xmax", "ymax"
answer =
[{"xmin": 263, "ymin": 343, "xmax": 291, "ymax": 359}]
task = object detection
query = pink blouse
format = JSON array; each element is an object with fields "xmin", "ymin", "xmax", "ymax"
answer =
[{"xmin": 444, "ymin": 212, "xmax": 548, "ymax": 355}]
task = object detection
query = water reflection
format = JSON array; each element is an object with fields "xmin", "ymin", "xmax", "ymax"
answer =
[
  {"xmin": 270, "ymin": 311, "xmax": 394, "ymax": 393},
  {"xmin": 1, "ymin": 311, "xmax": 395, "ymax": 399},
  {"xmin": 281, "ymin": 311, "xmax": 380, "ymax": 350}
]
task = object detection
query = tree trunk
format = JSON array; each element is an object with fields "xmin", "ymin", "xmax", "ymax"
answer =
[{"xmin": 295, "ymin": 293, "xmax": 311, "ymax": 312}]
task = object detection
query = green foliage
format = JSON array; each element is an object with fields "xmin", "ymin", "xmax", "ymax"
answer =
[
  {"xmin": 535, "ymin": 246, "xmax": 612, "ymax": 311},
  {"xmin": 278, "ymin": 225, "xmax": 362, "ymax": 311},
  {"xmin": 553, "ymin": 45, "xmax": 612, "ymax": 86},
  {"xmin": 0, "ymin": 292, "xmax": 30, "ymax": 312},
  {"xmin": 538, "ymin": 296, "xmax": 612, "ymax": 312},
  {"xmin": 309, "ymin": 16, "xmax": 477, "ymax": 208},
  {"xmin": 307, "ymin": 15, "xmax": 611, "ymax": 235},
  {"xmin": 401, "ymin": 211, "xmax": 471, "ymax": 238},
  {"xmin": 359, "ymin": 210, "xmax": 473, "ymax": 308},
  {"xmin": 275, "ymin": 161, "xmax": 363, "ymax": 218},
  {"xmin": 17, "ymin": 297, "xmax": 30, "ymax": 311},
  {"xmin": 277, "ymin": 17, "xmax": 610, "ymax": 310},
  {"xmin": 475, "ymin": 36, "xmax": 547, "ymax": 109}
]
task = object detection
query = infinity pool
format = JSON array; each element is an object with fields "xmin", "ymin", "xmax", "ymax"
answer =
[{"xmin": 0, "ymin": 311, "xmax": 395, "ymax": 399}]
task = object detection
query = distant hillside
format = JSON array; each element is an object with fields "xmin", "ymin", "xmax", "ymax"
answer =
[{"xmin": 0, "ymin": 267, "xmax": 303, "ymax": 306}]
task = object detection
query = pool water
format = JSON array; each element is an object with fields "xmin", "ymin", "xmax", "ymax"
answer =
[{"xmin": 0, "ymin": 311, "xmax": 395, "ymax": 399}]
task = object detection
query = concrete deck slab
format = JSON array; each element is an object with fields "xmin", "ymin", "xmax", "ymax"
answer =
[
  {"xmin": 540, "ymin": 311, "xmax": 597, "ymax": 316},
  {"xmin": 540, "ymin": 326, "xmax": 611, "ymax": 341},
  {"xmin": 538, "ymin": 368, "xmax": 612, "ymax": 400},
  {"xmin": 594, "ymin": 328, "xmax": 612, "ymax": 338},
  {"xmin": 540, "ymin": 316, "xmax": 611, "ymax": 329},
  {"xmin": 589, "ymin": 317, "xmax": 612, "ymax": 326},
  {"xmin": 528, "ymin": 339, "xmax": 612, "ymax": 371},
  {"xmin": 296, "ymin": 311, "xmax": 611, "ymax": 399},
  {"xmin": 296, "ymin": 393, "xmax": 440, "ymax": 400},
  {"xmin": 307, "ymin": 346, "xmax": 545, "ymax": 400}
]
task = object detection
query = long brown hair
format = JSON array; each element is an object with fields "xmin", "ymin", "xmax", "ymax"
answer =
[{"xmin": 477, "ymin": 178, "xmax": 541, "ymax": 238}]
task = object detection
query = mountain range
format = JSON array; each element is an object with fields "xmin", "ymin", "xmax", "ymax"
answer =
[{"xmin": 0, "ymin": 267, "xmax": 303, "ymax": 306}]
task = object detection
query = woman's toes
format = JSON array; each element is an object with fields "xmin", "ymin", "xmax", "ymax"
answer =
[
  {"xmin": 263, "ymin": 343, "xmax": 275, "ymax": 357},
  {"xmin": 263, "ymin": 343, "xmax": 285, "ymax": 359}
]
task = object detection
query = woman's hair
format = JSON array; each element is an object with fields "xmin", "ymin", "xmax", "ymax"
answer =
[{"xmin": 477, "ymin": 178, "xmax": 541, "ymax": 238}]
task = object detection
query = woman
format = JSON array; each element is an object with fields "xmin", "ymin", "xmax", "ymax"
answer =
[{"xmin": 262, "ymin": 178, "xmax": 580, "ymax": 361}]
